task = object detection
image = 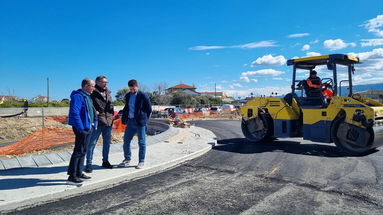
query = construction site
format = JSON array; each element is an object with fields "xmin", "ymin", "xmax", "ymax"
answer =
[{"xmin": 0, "ymin": 106, "xmax": 240, "ymax": 159}]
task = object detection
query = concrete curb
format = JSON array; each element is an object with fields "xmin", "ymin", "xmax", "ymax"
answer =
[
  {"xmin": 0, "ymin": 121, "xmax": 179, "ymax": 170},
  {"xmin": 0, "ymin": 126, "xmax": 216, "ymax": 213}
]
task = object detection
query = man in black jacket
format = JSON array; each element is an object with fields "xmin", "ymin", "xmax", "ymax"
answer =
[
  {"xmin": 85, "ymin": 75, "xmax": 115, "ymax": 172},
  {"xmin": 120, "ymin": 79, "xmax": 152, "ymax": 169}
]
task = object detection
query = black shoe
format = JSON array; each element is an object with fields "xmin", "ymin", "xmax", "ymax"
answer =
[
  {"xmin": 102, "ymin": 161, "xmax": 114, "ymax": 169},
  {"xmin": 77, "ymin": 173, "xmax": 91, "ymax": 180},
  {"xmin": 68, "ymin": 176, "xmax": 83, "ymax": 183},
  {"xmin": 85, "ymin": 164, "xmax": 93, "ymax": 173}
]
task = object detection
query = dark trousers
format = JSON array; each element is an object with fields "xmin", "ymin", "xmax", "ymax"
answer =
[{"xmin": 67, "ymin": 127, "xmax": 93, "ymax": 176}]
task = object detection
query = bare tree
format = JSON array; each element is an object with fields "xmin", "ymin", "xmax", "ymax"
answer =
[
  {"xmin": 153, "ymin": 82, "xmax": 168, "ymax": 95},
  {"xmin": 139, "ymin": 84, "xmax": 151, "ymax": 93}
]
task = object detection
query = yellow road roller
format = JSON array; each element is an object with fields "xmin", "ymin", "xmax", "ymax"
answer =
[{"xmin": 240, "ymin": 54, "xmax": 383, "ymax": 155}]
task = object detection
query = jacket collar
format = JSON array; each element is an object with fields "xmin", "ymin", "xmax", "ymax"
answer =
[
  {"xmin": 95, "ymin": 84, "xmax": 107, "ymax": 92},
  {"xmin": 80, "ymin": 89, "xmax": 91, "ymax": 96}
]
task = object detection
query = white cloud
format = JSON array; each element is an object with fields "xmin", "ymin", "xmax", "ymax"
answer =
[
  {"xmin": 229, "ymin": 83, "xmax": 243, "ymax": 89},
  {"xmin": 240, "ymin": 76, "xmax": 250, "ymax": 82},
  {"xmin": 240, "ymin": 76, "xmax": 258, "ymax": 83},
  {"xmin": 241, "ymin": 69, "xmax": 284, "ymax": 77},
  {"xmin": 306, "ymin": 51, "xmax": 321, "ymax": 57},
  {"xmin": 221, "ymin": 80, "xmax": 228, "ymax": 83},
  {"xmin": 251, "ymin": 54, "xmax": 286, "ymax": 67},
  {"xmin": 310, "ymin": 40, "xmax": 319, "ymax": 44},
  {"xmin": 363, "ymin": 15, "xmax": 383, "ymax": 37},
  {"xmin": 301, "ymin": 44, "xmax": 310, "ymax": 51},
  {"xmin": 292, "ymin": 43, "xmax": 301, "ymax": 47},
  {"xmin": 347, "ymin": 48, "xmax": 383, "ymax": 84},
  {"xmin": 353, "ymin": 77, "xmax": 383, "ymax": 85},
  {"xmin": 287, "ymin": 33, "xmax": 310, "ymax": 38},
  {"xmin": 348, "ymin": 48, "xmax": 383, "ymax": 60},
  {"xmin": 189, "ymin": 41, "xmax": 278, "ymax": 51},
  {"xmin": 360, "ymin": 39, "xmax": 383, "ymax": 47},
  {"xmin": 323, "ymin": 39, "xmax": 356, "ymax": 51},
  {"xmin": 231, "ymin": 41, "xmax": 278, "ymax": 49},
  {"xmin": 225, "ymin": 86, "xmax": 291, "ymax": 98},
  {"xmin": 189, "ymin": 46, "xmax": 225, "ymax": 50}
]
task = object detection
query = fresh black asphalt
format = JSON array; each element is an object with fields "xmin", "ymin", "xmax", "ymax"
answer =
[{"xmin": 9, "ymin": 120, "xmax": 383, "ymax": 214}]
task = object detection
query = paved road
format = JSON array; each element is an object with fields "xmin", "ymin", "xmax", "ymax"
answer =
[{"xmin": 10, "ymin": 120, "xmax": 383, "ymax": 214}]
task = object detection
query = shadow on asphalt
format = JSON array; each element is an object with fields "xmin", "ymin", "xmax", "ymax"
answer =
[{"xmin": 214, "ymin": 138, "xmax": 378, "ymax": 157}]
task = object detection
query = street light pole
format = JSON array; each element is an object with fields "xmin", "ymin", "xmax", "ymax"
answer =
[
  {"xmin": 47, "ymin": 77, "xmax": 50, "ymax": 107},
  {"xmin": 214, "ymin": 82, "xmax": 216, "ymax": 98}
]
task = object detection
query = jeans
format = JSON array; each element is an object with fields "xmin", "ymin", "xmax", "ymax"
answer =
[
  {"xmin": 68, "ymin": 127, "xmax": 93, "ymax": 176},
  {"xmin": 123, "ymin": 120, "xmax": 146, "ymax": 163},
  {"xmin": 86, "ymin": 125, "xmax": 112, "ymax": 164}
]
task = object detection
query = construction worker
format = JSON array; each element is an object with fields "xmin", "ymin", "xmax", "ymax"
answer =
[
  {"xmin": 306, "ymin": 70, "xmax": 322, "ymax": 90},
  {"xmin": 306, "ymin": 70, "xmax": 334, "ymax": 100}
]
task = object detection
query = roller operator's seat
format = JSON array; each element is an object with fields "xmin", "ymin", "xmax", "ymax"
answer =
[{"xmin": 302, "ymin": 80, "xmax": 324, "ymax": 106}]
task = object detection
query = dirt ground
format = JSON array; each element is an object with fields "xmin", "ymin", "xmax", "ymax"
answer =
[
  {"xmin": 178, "ymin": 111, "xmax": 242, "ymax": 121},
  {"xmin": 0, "ymin": 117, "xmax": 125, "ymax": 145}
]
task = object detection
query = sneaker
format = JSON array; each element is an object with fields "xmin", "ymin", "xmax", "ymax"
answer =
[
  {"xmin": 136, "ymin": 162, "xmax": 144, "ymax": 169},
  {"xmin": 68, "ymin": 176, "xmax": 83, "ymax": 183},
  {"xmin": 77, "ymin": 173, "xmax": 91, "ymax": 180},
  {"xmin": 102, "ymin": 161, "xmax": 114, "ymax": 169},
  {"xmin": 119, "ymin": 159, "xmax": 130, "ymax": 167},
  {"xmin": 85, "ymin": 164, "xmax": 93, "ymax": 173}
]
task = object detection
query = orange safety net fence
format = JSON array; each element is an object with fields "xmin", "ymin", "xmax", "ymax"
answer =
[
  {"xmin": 0, "ymin": 127, "xmax": 74, "ymax": 155},
  {"xmin": 0, "ymin": 118, "xmax": 127, "ymax": 156},
  {"xmin": 176, "ymin": 112, "xmax": 205, "ymax": 119}
]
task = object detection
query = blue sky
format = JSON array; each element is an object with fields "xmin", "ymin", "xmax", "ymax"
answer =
[{"xmin": 1, "ymin": 0, "xmax": 383, "ymax": 100}]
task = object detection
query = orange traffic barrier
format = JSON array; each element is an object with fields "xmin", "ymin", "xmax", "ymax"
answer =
[{"xmin": 113, "ymin": 118, "xmax": 126, "ymax": 132}]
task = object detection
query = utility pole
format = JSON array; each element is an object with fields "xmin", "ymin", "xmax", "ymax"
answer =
[
  {"xmin": 214, "ymin": 82, "xmax": 217, "ymax": 98},
  {"xmin": 47, "ymin": 77, "xmax": 50, "ymax": 107}
]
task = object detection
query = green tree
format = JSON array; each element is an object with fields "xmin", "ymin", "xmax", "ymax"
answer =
[
  {"xmin": 208, "ymin": 97, "xmax": 223, "ymax": 106},
  {"xmin": 115, "ymin": 88, "xmax": 129, "ymax": 101},
  {"xmin": 148, "ymin": 92, "xmax": 172, "ymax": 105},
  {"xmin": 115, "ymin": 84, "xmax": 151, "ymax": 102},
  {"xmin": 195, "ymin": 96, "xmax": 210, "ymax": 105},
  {"xmin": 170, "ymin": 91, "xmax": 196, "ymax": 107}
]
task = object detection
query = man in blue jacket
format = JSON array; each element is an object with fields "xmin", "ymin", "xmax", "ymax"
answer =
[
  {"xmin": 67, "ymin": 78, "xmax": 98, "ymax": 183},
  {"xmin": 120, "ymin": 79, "xmax": 152, "ymax": 169}
]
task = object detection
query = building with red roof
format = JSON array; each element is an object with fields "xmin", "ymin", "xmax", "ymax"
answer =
[{"xmin": 166, "ymin": 83, "xmax": 200, "ymax": 96}]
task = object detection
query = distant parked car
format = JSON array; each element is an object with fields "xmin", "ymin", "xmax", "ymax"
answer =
[
  {"xmin": 194, "ymin": 107, "xmax": 209, "ymax": 116},
  {"xmin": 210, "ymin": 106, "xmax": 222, "ymax": 113},
  {"xmin": 166, "ymin": 107, "xmax": 186, "ymax": 118},
  {"xmin": 221, "ymin": 104, "xmax": 235, "ymax": 112},
  {"xmin": 164, "ymin": 107, "xmax": 176, "ymax": 115},
  {"xmin": 151, "ymin": 110, "xmax": 168, "ymax": 118},
  {"xmin": 234, "ymin": 105, "xmax": 242, "ymax": 110}
]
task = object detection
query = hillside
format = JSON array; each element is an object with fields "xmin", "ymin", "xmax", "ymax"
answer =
[{"xmin": 339, "ymin": 83, "xmax": 383, "ymax": 96}]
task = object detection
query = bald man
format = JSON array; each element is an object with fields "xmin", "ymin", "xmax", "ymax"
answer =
[{"xmin": 67, "ymin": 78, "xmax": 98, "ymax": 183}]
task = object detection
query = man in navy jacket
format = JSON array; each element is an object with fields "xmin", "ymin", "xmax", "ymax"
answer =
[
  {"xmin": 67, "ymin": 78, "xmax": 98, "ymax": 183},
  {"xmin": 120, "ymin": 79, "xmax": 152, "ymax": 169}
]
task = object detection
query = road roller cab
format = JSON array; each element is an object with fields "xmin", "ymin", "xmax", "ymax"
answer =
[{"xmin": 241, "ymin": 54, "xmax": 383, "ymax": 155}]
